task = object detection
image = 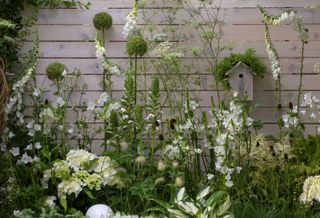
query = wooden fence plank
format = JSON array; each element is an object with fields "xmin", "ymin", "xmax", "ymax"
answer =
[
  {"xmin": 34, "ymin": 8, "xmax": 320, "ymax": 25},
  {"xmin": 87, "ymin": 0, "xmax": 320, "ymax": 8},
  {"xmin": 35, "ymin": 58, "xmax": 320, "ymax": 75},
  {"xmin": 22, "ymin": 41, "xmax": 320, "ymax": 58},
  {"xmin": 27, "ymin": 24, "xmax": 320, "ymax": 42}
]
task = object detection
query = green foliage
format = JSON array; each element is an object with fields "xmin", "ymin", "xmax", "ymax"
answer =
[
  {"xmin": 161, "ymin": 187, "xmax": 233, "ymax": 218},
  {"xmin": 93, "ymin": 12, "xmax": 113, "ymax": 30},
  {"xmin": 213, "ymin": 48, "xmax": 267, "ymax": 89},
  {"xmin": 148, "ymin": 77, "xmax": 160, "ymax": 114},
  {"xmin": 0, "ymin": 0, "xmax": 90, "ymax": 73},
  {"xmin": 46, "ymin": 62, "xmax": 66, "ymax": 81},
  {"xmin": 287, "ymin": 135, "xmax": 320, "ymax": 177},
  {"xmin": 126, "ymin": 35, "xmax": 148, "ymax": 57}
]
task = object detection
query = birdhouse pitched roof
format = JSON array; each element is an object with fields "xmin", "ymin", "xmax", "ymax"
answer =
[{"xmin": 226, "ymin": 61, "xmax": 257, "ymax": 76}]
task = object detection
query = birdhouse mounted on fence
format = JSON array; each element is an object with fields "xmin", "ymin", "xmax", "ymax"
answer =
[{"xmin": 226, "ymin": 62, "xmax": 256, "ymax": 101}]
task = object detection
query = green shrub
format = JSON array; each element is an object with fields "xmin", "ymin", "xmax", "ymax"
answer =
[{"xmin": 213, "ymin": 48, "xmax": 267, "ymax": 89}]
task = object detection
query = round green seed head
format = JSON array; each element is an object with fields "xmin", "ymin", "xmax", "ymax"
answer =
[
  {"xmin": 126, "ymin": 35, "xmax": 148, "ymax": 57},
  {"xmin": 46, "ymin": 62, "xmax": 66, "ymax": 81},
  {"xmin": 93, "ymin": 12, "xmax": 113, "ymax": 30}
]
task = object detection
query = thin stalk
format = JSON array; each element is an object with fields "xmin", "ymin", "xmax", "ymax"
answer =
[
  {"xmin": 134, "ymin": 55, "xmax": 138, "ymax": 105},
  {"xmin": 297, "ymin": 41, "xmax": 305, "ymax": 112}
]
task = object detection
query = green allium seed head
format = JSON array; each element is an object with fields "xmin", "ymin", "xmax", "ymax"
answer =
[
  {"xmin": 93, "ymin": 12, "xmax": 113, "ymax": 30},
  {"xmin": 46, "ymin": 62, "xmax": 66, "ymax": 81},
  {"xmin": 126, "ymin": 35, "xmax": 148, "ymax": 57}
]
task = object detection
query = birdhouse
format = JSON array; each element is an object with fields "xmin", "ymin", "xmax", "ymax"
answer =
[{"xmin": 226, "ymin": 62, "xmax": 256, "ymax": 100}]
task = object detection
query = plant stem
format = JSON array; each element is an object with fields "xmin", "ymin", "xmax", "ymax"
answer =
[
  {"xmin": 134, "ymin": 55, "xmax": 138, "ymax": 105},
  {"xmin": 101, "ymin": 28, "xmax": 108, "ymax": 152},
  {"xmin": 297, "ymin": 41, "xmax": 305, "ymax": 112}
]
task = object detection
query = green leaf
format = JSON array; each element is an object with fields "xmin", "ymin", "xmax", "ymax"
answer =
[
  {"xmin": 205, "ymin": 191, "xmax": 225, "ymax": 207},
  {"xmin": 60, "ymin": 197, "xmax": 68, "ymax": 212},
  {"xmin": 176, "ymin": 187, "xmax": 185, "ymax": 202},
  {"xmin": 83, "ymin": 188, "xmax": 95, "ymax": 199},
  {"xmin": 218, "ymin": 195, "xmax": 231, "ymax": 216},
  {"xmin": 197, "ymin": 186, "xmax": 211, "ymax": 201},
  {"xmin": 167, "ymin": 208, "xmax": 189, "ymax": 218}
]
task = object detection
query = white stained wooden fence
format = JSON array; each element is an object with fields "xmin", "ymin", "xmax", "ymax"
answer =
[{"xmin": 23, "ymin": 0, "xmax": 320, "ymax": 136}]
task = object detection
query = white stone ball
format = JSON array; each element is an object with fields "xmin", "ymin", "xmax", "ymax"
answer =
[{"xmin": 86, "ymin": 204, "xmax": 113, "ymax": 218}]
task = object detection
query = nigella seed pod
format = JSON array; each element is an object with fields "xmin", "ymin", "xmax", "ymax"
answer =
[
  {"xmin": 44, "ymin": 99, "xmax": 49, "ymax": 105},
  {"xmin": 170, "ymin": 118, "xmax": 176, "ymax": 124},
  {"xmin": 288, "ymin": 102, "xmax": 293, "ymax": 110},
  {"xmin": 277, "ymin": 104, "xmax": 282, "ymax": 110},
  {"xmin": 158, "ymin": 134, "xmax": 164, "ymax": 141},
  {"xmin": 256, "ymin": 141, "xmax": 260, "ymax": 147},
  {"xmin": 154, "ymin": 120, "xmax": 159, "ymax": 126}
]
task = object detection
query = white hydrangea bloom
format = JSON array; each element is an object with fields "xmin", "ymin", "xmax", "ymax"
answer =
[
  {"xmin": 300, "ymin": 175, "xmax": 320, "ymax": 204},
  {"xmin": 66, "ymin": 149, "xmax": 97, "ymax": 171},
  {"xmin": 58, "ymin": 177, "xmax": 83, "ymax": 198}
]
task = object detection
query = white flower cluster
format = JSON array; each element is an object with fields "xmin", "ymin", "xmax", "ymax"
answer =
[
  {"xmin": 211, "ymin": 99, "xmax": 251, "ymax": 187},
  {"xmin": 162, "ymin": 144, "xmax": 181, "ymax": 160},
  {"xmin": 95, "ymin": 36, "xmax": 122, "ymax": 76},
  {"xmin": 42, "ymin": 149, "xmax": 121, "ymax": 200},
  {"xmin": 152, "ymin": 41, "xmax": 184, "ymax": 59},
  {"xmin": 217, "ymin": 100, "xmax": 253, "ymax": 136},
  {"xmin": 52, "ymin": 96, "xmax": 65, "ymax": 109},
  {"xmin": 8, "ymin": 142, "xmax": 41, "ymax": 165},
  {"xmin": 151, "ymin": 32, "xmax": 167, "ymax": 42},
  {"xmin": 282, "ymin": 106, "xmax": 299, "ymax": 129},
  {"xmin": 6, "ymin": 64, "xmax": 37, "ymax": 124},
  {"xmin": 300, "ymin": 92, "xmax": 320, "ymax": 132},
  {"xmin": 265, "ymin": 28, "xmax": 281, "ymax": 80},
  {"xmin": 260, "ymin": 7, "xmax": 309, "ymax": 42},
  {"xmin": 300, "ymin": 175, "xmax": 320, "ymax": 204},
  {"xmin": 122, "ymin": 0, "xmax": 138, "ymax": 39}
]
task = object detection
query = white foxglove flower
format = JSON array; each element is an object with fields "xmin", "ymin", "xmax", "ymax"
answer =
[
  {"xmin": 111, "ymin": 65, "xmax": 121, "ymax": 76},
  {"xmin": 122, "ymin": 1, "xmax": 138, "ymax": 39}
]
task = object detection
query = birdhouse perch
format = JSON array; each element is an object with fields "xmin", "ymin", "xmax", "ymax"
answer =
[{"xmin": 226, "ymin": 62, "xmax": 256, "ymax": 101}]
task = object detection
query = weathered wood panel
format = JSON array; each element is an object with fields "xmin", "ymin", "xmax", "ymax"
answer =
[
  {"xmin": 22, "ymin": 41, "xmax": 320, "ymax": 58},
  {"xmin": 34, "ymin": 8, "xmax": 320, "ymax": 25},
  {"xmin": 22, "ymin": 0, "xmax": 320, "ymax": 137}
]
